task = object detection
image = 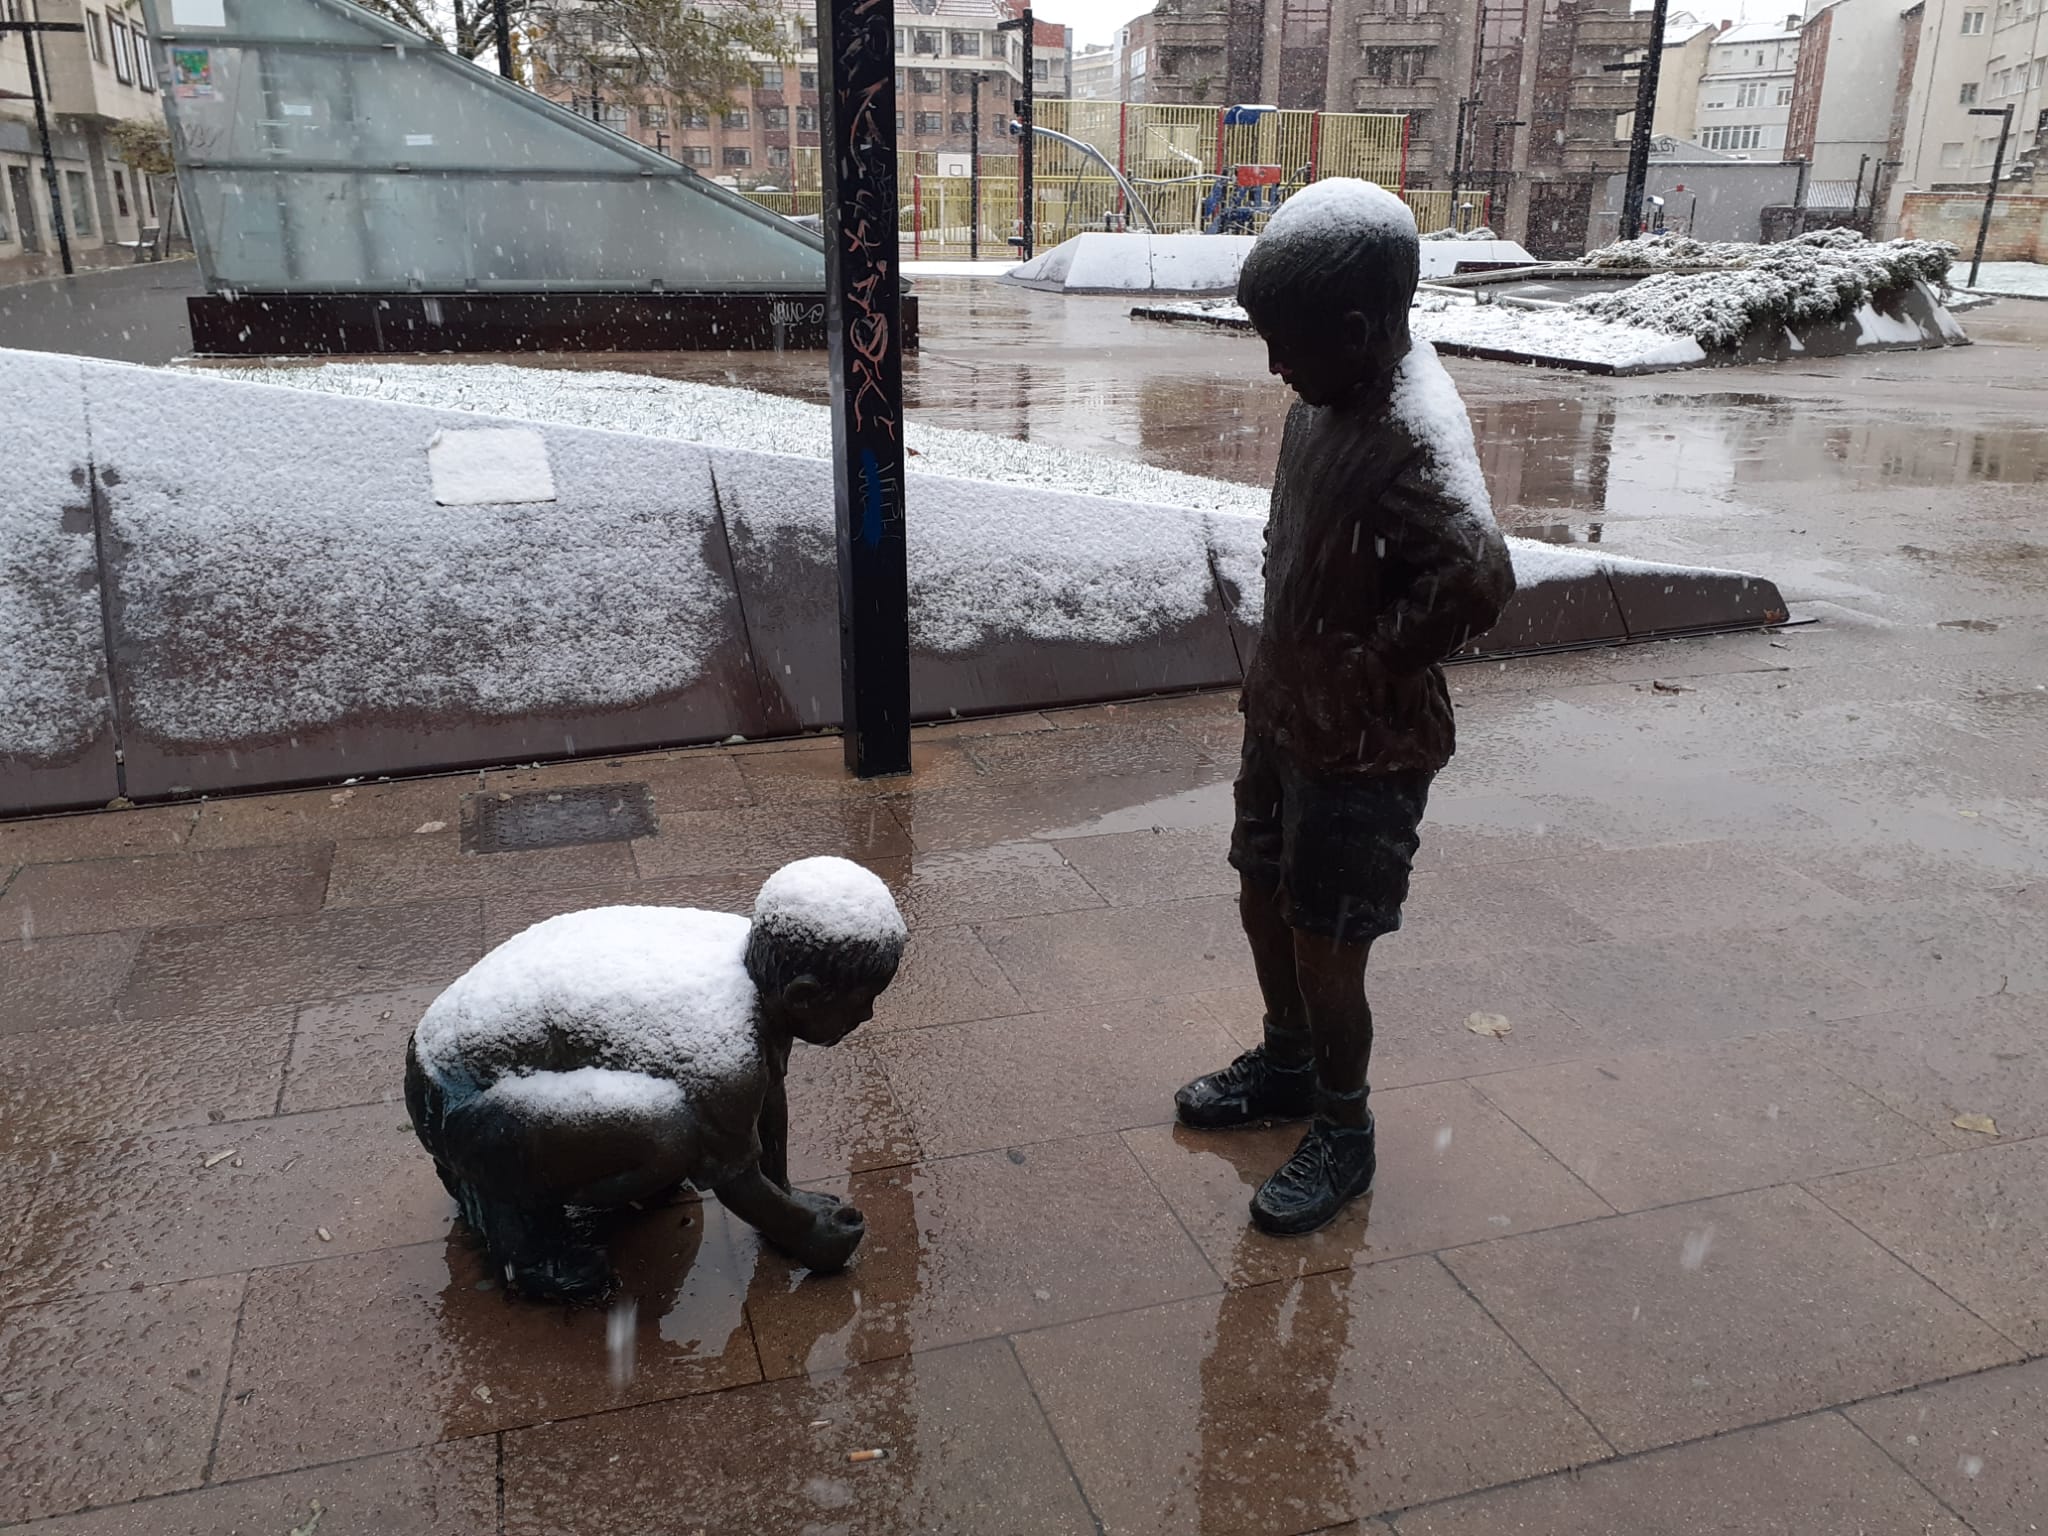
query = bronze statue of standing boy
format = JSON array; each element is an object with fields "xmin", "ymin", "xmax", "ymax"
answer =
[{"xmin": 1177, "ymin": 180, "xmax": 1516, "ymax": 1234}]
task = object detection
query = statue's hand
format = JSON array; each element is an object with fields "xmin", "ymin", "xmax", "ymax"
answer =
[{"xmin": 787, "ymin": 1189, "xmax": 866, "ymax": 1272}]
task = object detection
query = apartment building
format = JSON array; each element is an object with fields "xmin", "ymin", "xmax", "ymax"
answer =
[
  {"xmin": 1785, "ymin": 0, "xmax": 1912, "ymax": 185},
  {"xmin": 1890, "ymin": 0, "xmax": 2045, "ymax": 211},
  {"xmin": 1, "ymin": 0, "xmax": 166, "ymax": 265},
  {"xmin": 535, "ymin": 0, "xmax": 1062, "ymax": 186},
  {"xmin": 1689, "ymin": 18, "xmax": 1801, "ymax": 157},
  {"xmin": 1651, "ymin": 11, "xmax": 1720, "ymax": 142},
  {"xmin": 1071, "ymin": 42, "xmax": 1119, "ymax": 98}
]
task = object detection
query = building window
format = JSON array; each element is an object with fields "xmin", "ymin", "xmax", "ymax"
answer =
[
  {"xmin": 800, "ymin": 25, "xmax": 819, "ymax": 47},
  {"xmin": 722, "ymin": 145, "xmax": 751, "ymax": 166},
  {"xmin": 1940, "ymin": 140, "xmax": 1965, "ymax": 166},
  {"xmin": 896, "ymin": 110, "xmax": 906, "ymax": 131},
  {"xmin": 109, "ymin": 17, "xmax": 133, "ymax": 83},
  {"xmin": 640, "ymin": 104, "xmax": 668, "ymax": 128},
  {"xmin": 135, "ymin": 32, "xmax": 155, "ymax": 90},
  {"xmin": 952, "ymin": 71, "xmax": 975, "ymax": 94},
  {"xmin": 950, "ymin": 30, "xmax": 982, "ymax": 55},
  {"xmin": 762, "ymin": 105, "xmax": 788, "ymax": 128},
  {"xmin": 894, "ymin": 28, "xmax": 906, "ymax": 50},
  {"xmin": 1776, "ymin": 84, "xmax": 1792, "ymax": 104},
  {"xmin": 684, "ymin": 109, "xmax": 710, "ymax": 128},
  {"xmin": 1959, "ymin": 81, "xmax": 1979, "ymax": 103},
  {"xmin": 797, "ymin": 106, "xmax": 818, "ymax": 129},
  {"xmin": 113, "ymin": 169, "xmax": 130, "ymax": 218},
  {"xmin": 1960, "ymin": 7, "xmax": 1985, "ymax": 29},
  {"xmin": 87, "ymin": 10, "xmax": 106, "ymax": 62},
  {"xmin": 914, "ymin": 29, "xmax": 941, "ymax": 53},
  {"xmin": 1698, "ymin": 123, "xmax": 1764, "ymax": 150},
  {"xmin": 799, "ymin": 67, "xmax": 818, "ymax": 90},
  {"xmin": 768, "ymin": 144, "xmax": 789, "ymax": 167},
  {"xmin": 682, "ymin": 144, "xmax": 712, "ymax": 165},
  {"xmin": 912, "ymin": 67, "xmax": 941, "ymax": 92},
  {"xmin": 1359, "ymin": 45, "xmax": 1431, "ymax": 85},
  {"xmin": 600, "ymin": 102, "xmax": 629, "ymax": 129},
  {"xmin": 915, "ymin": 110, "xmax": 944, "ymax": 132},
  {"xmin": 65, "ymin": 170, "xmax": 95, "ymax": 236},
  {"xmin": 724, "ymin": 108, "xmax": 749, "ymax": 129},
  {"xmin": 1735, "ymin": 81, "xmax": 1765, "ymax": 107}
]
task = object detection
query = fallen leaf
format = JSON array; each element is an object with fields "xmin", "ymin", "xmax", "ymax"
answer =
[
  {"xmin": 414, "ymin": 820, "xmax": 447, "ymax": 834},
  {"xmin": 1466, "ymin": 1012, "xmax": 1512, "ymax": 1038},
  {"xmin": 1952, "ymin": 1113, "xmax": 1999, "ymax": 1136},
  {"xmin": 329, "ymin": 789, "xmax": 355, "ymax": 806},
  {"xmin": 1650, "ymin": 679, "xmax": 1695, "ymax": 695},
  {"xmin": 472, "ymin": 1383, "xmax": 493, "ymax": 1403},
  {"xmin": 287, "ymin": 1501, "xmax": 325, "ymax": 1536},
  {"xmin": 201, "ymin": 1149, "xmax": 237, "ymax": 1169}
]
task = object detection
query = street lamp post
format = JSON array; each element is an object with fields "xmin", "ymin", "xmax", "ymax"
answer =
[
  {"xmin": 1965, "ymin": 104, "xmax": 2014, "ymax": 288},
  {"xmin": 816, "ymin": 0, "xmax": 911, "ymax": 776},
  {"xmin": 1, "ymin": 18, "xmax": 87, "ymax": 277},
  {"xmin": 1447, "ymin": 94, "xmax": 1480, "ymax": 231},
  {"xmin": 494, "ymin": 0, "xmax": 514, "ymax": 81},
  {"xmin": 1488, "ymin": 117, "xmax": 1525, "ymax": 226},
  {"xmin": 1607, "ymin": 0, "xmax": 1668, "ymax": 242}
]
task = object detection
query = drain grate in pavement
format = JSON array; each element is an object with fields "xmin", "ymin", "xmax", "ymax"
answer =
[{"xmin": 460, "ymin": 782, "xmax": 658, "ymax": 853}]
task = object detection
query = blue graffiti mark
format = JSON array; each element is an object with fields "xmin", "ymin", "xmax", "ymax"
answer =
[{"xmin": 859, "ymin": 448, "xmax": 885, "ymax": 547}]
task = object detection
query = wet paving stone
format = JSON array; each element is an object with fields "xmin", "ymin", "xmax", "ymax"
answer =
[
  {"xmin": 1445, "ymin": 1185, "xmax": 2018, "ymax": 1453},
  {"xmin": 501, "ymin": 1339, "xmax": 1096, "ymax": 1536},
  {"xmin": 1845, "ymin": 1357, "xmax": 2048, "ymax": 1536},
  {"xmin": 0, "ymin": 843, "xmax": 334, "ymax": 938},
  {"xmin": 1014, "ymin": 1258, "xmax": 1610, "ymax": 1533},
  {"xmin": 0, "ymin": 1277, "xmax": 242, "ymax": 1525}
]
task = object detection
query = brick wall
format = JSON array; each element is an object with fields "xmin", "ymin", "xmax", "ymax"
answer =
[{"xmin": 1900, "ymin": 191, "xmax": 2048, "ymax": 261}]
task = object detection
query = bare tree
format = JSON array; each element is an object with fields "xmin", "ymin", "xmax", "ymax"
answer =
[{"xmin": 354, "ymin": 0, "xmax": 792, "ymax": 117}]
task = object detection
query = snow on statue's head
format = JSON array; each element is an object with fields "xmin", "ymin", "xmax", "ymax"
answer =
[
  {"xmin": 745, "ymin": 857, "xmax": 908, "ymax": 1048},
  {"xmin": 1236, "ymin": 178, "xmax": 1419, "ymax": 406}
]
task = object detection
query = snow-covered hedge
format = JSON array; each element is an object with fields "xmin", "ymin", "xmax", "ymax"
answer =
[{"xmin": 1572, "ymin": 230, "xmax": 1959, "ymax": 349}]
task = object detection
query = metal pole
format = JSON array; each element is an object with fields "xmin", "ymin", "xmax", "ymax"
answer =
[
  {"xmin": 1448, "ymin": 95, "xmax": 1471, "ymax": 230},
  {"xmin": 7, "ymin": 21, "xmax": 86, "ymax": 276},
  {"xmin": 1967, "ymin": 104, "xmax": 2014, "ymax": 288},
  {"xmin": 1490, "ymin": 117, "xmax": 1524, "ymax": 220},
  {"xmin": 970, "ymin": 71, "xmax": 981, "ymax": 259},
  {"xmin": 1619, "ymin": 0, "xmax": 1668, "ymax": 240},
  {"xmin": 1019, "ymin": 9, "xmax": 1034, "ymax": 258},
  {"xmin": 494, "ymin": 0, "xmax": 514, "ymax": 80},
  {"xmin": 816, "ymin": 0, "xmax": 910, "ymax": 777}
]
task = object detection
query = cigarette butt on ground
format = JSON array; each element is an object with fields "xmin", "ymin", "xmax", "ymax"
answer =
[{"xmin": 847, "ymin": 1449, "xmax": 888, "ymax": 1464}]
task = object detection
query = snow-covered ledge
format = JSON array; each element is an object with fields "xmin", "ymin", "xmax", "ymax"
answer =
[{"xmin": 0, "ymin": 350, "xmax": 1786, "ymax": 814}]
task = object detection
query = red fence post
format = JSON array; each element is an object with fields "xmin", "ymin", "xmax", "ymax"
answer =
[
  {"xmin": 1307, "ymin": 110, "xmax": 1322, "ymax": 183},
  {"xmin": 913, "ymin": 172, "xmax": 923, "ymax": 259},
  {"xmin": 1399, "ymin": 116, "xmax": 1410, "ymax": 192}
]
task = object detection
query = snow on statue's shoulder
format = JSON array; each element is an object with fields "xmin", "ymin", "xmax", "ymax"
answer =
[
  {"xmin": 413, "ymin": 905, "xmax": 761, "ymax": 1093},
  {"xmin": 1388, "ymin": 339, "xmax": 1497, "ymax": 534},
  {"xmin": 1259, "ymin": 178, "xmax": 1416, "ymax": 249},
  {"xmin": 753, "ymin": 855, "xmax": 907, "ymax": 948}
]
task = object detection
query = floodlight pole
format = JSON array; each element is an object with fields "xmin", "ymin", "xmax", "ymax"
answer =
[
  {"xmin": 997, "ymin": 10, "xmax": 1033, "ymax": 258},
  {"xmin": 969, "ymin": 71, "xmax": 983, "ymax": 259},
  {"xmin": 1489, "ymin": 117, "xmax": 1525, "ymax": 220},
  {"xmin": 2, "ymin": 20, "xmax": 86, "ymax": 277},
  {"xmin": 1966, "ymin": 104, "xmax": 2014, "ymax": 288},
  {"xmin": 1615, "ymin": 0, "xmax": 1667, "ymax": 241},
  {"xmin": 817, "ymin": 0, "xmax": 911, "ymax": 777}
]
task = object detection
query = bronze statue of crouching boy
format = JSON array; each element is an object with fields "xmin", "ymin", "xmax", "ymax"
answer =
[{"xmin": 405, "ymin": 856, "xmax": 906, "ymax": 1303}]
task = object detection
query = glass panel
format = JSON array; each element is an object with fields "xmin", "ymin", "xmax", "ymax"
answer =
[{"xmin": 142, "ymin": 0, "xmax": 824, "ymax": 293}]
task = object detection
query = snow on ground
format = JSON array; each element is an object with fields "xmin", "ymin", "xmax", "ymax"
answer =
[
  {"xmin": 1951, "ymin": 260, "xmax": 2048, "ymax": 299},
  {"xmin": 1140, "ymin": 295, "xmax": 1703, "ymax": 371},
  {"xmin": 201, "ymin": 360, "xmax": 1273, "ymax": 518}
]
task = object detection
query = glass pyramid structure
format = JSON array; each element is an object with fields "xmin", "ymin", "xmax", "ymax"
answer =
[{"xmin": 141, "ymin": 0, "xmax": 826, "ymax": 295}]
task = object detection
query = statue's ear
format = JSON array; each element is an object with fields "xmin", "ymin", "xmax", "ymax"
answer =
[{"xmin": 779, "ymin": 976, "xmax": 823, "ymax": 1010}]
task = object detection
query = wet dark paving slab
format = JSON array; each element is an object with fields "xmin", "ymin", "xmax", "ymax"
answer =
[{"xmin": 3, "ymin": 298, "xmax": 2047, "ymax": 1532}]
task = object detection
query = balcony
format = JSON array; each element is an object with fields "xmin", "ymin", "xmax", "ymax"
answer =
[{"xmin": 1354, "ymin": 17, "xmax": 1452, "ymax": 46}]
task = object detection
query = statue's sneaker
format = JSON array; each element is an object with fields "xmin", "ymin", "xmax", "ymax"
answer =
[
  {"xmin": 1174, "ymin": 1045, "xmax": 1315, "ymax": 1129},
  {"xmin": 1250, "ymin": 1116, "xmax": 1377, "ymax": 1236}
]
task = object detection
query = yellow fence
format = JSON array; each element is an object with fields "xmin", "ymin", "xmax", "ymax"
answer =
[{"xmin": 737, "ymin": 100, "xmax": 1492, "ymax": 258}]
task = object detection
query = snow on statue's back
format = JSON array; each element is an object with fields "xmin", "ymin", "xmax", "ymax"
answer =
[{"xmin": 413, "ymin": 905, "xmax": 761, "ymax": 1099}]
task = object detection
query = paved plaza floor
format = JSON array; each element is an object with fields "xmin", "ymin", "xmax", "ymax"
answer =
[{"xmin": 3, "ymin": 291, "xmax": 2046, "ymax": 1533}]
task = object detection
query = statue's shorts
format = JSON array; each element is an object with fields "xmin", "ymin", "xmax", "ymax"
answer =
[{"xmin": 1227, "ymin": 732, "xmax": 1434, "ymax": 946}]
